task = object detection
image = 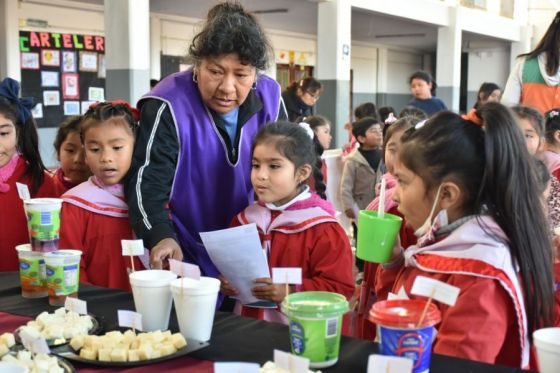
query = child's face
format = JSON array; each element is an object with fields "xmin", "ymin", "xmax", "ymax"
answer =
[
  {"xmin": 393, "ymin": 157, "xmax": 434, "ymax": 231},
  {"xmin": 410, "ymin": 78, "xmax": 432, "ymax": 100},
  {"xmin": 0, "ymin": 114, "xmax": 17, "ymax": 168},
  {"xmin": 314, "ymin": 123, "xmax": 332, "ymax": 150},
  {"xmin": 480, "ymin": 89, "xmax": 501, "ymax": 104},
  {"xmin": 518, "ymin": 118, "xmax": 541, "ymax": 155},
  {"xmin": 384, "ymin": 129, "xmax": 406, "ymax": 174},
  {"xmin": 58, "ymin": 131, "xmax": 90, "ymax": 184},
  {"xmin": 251, "ymin": 142, "xmax": 311, "ymax": 206},
  {"xmin": 83, "ymin": 120, "xmax": 134, "ymax": 186},
  {"xmin": 358, "ymin": 124, "xmax": 383, "ymax": 150}
]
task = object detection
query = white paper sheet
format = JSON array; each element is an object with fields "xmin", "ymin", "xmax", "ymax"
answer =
[{"xmin": 200, "ymin": 224, "xmax": 270, "ymax": 305}]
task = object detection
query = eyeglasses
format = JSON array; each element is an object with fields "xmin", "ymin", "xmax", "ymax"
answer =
[{"xmin": 305, "ymin": 91, "xmax": 320, "ymax": 102}]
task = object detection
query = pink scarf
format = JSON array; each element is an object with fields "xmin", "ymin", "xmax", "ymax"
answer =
[
  {"xmin": 0, "ymin": 153, "xmax": 20, "ymax": 193},
  {"xmin": 91, "ymin": 175, "xmax": 125, "ymax": 199}
]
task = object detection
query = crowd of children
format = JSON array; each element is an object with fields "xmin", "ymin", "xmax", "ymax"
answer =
[{"xmin": 2, "ymin": 58, "xmax": 560, "ymax": 369}]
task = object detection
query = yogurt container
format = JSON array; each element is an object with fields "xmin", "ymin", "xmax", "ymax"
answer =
[
  {"xmin": 281, "ymin": 291, "xmax": 349, "ymax": 368},
  {"xmin": 369, "ymin": 299, "xmax": 441, "ymax": 373}
]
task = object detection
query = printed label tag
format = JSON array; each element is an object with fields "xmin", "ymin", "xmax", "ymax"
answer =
[
  {"xmin": 272, "ymin": 267, "xmax": 302, "ymax": 284},
  {"xmin": 411, "ymin": 275, "xmax": 460, "ymax": 306},
  {"xmin": 118, "ymin": 310, "xmax": 143, "ymax": 331},
  {"xmin": 169, "ymin": 259, "xmax": 201, "ymax": 280},
  {"xmin": 16, "ymin": 182, "xmax": 30, "ymax": 200},
  {"xmin": 274, "ymin": 349, "xmax": 309, "ymax": 373},
  {"xmin": 121, "ymin": 240, "xmax": 144, "ymax": 256},
  {"xmin": 64, "ymin": 296, "xmax": 87, "ymax": 315},
  {"xmin": 367, "ymin": 354, "xmax": 413, "ymax": 373}
]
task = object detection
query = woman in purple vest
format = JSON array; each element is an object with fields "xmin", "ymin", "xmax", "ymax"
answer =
[{"xmin": 124, "ymin": 2, "xmax": 287, "ymax": 275}]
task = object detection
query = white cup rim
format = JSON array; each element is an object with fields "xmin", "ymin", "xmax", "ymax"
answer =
[{"xmin": 129, "ymin": 270, "xmax": 177, "ymax": 287}]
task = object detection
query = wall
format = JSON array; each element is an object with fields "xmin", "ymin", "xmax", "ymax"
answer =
[
  {"xmin": 351, "ymin": 44, "xmax": 377, "ymax": 114},
  {"xmin": 466, "ymin": 47, "xmax": 510, "ymax": 109},
  {"xmin": 382, "ymin": 50, "xmax": 423, "ymax": 113}
]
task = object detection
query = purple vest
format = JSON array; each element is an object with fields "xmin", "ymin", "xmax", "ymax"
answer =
[{"xmin": 140, "ymin": 70, "xmax": 281, "ymax": 277}]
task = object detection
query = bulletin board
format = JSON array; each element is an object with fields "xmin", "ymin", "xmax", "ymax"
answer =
[{"xmin": 19, "ymin": 31, "xmax": 106, "ymax": 128}]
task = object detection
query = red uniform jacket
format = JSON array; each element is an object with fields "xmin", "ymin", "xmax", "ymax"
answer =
[
  {"xmin": 0, "ymin": 157, "xmax": 56, "ymax": 271},
  {"xmin": 59, "ymin": 178, "xmax": 142, "ymax": 291},
  {"xmin": 51, "ymin": 168, "xmax": 81, "ymax": 197}
]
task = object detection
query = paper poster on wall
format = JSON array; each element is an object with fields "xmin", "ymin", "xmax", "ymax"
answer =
[
  {"xmin": 62, "ymin": 73, "xmax": 79, "ymax": 100},
  {"xmin": 88, "ymin": 87, "xmax": 104, "ymax": 101},
  {"xmin": 41, "ymin": 49, "xmax": 60, "ymax": 67},
  {"xmin": 62, "ymin": 51, "xmax": 77, "ymax": 73},
  {"xmin": 21, "ymin": 52, "xmax": 39, "ymax": 69},
  {"xmin": 79, "ymin": 51, "xmax": 98, "ymax": 72},
  {"xmin": 43, "ymin": 91, "xmax": 60, "ymax": 106},
  {"xmin": 41, "ymin": 71, "xmax": 59, "ymax": 87},
  {"xmin": 31, "ymin": 103, "xmax": 43, "ymax": 119},
  {"xmin": 97, "ymin": 54, "xmax": 106, "ymax": 78},
  {"xmin": 63, "ymin": 101, "xmax": 80, "ymax": 116},
  {"xmin": 81, "ymin": 101, "xmax": 95, "ymax": 114}
]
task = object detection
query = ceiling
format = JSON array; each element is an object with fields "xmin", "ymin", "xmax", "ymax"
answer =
[{"xmin": 52, "ymin": 0, "xmax": 508, "ymax": 52}]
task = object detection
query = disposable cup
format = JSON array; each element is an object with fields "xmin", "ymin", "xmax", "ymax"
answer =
[
  {"xmin": 369, "ymin": 299, "xmax": 441, "ymax": 373},
  {"xmin": 129, "ymin": 270, "xmax": 177, "ymax": 331},
  {"xmin": 23, "ymin": 198, "xmax": 63, "ymax": 252},
  {"xmin": 44, "ymin": 250, "xmax": 82, "ymax": 306},
  {"xmin": 357, "ymin": 210, "xmax": 402, "ymax": 263},
  {"xmin": 15, "ymin": 244, "xmax": 47, "ymax": 298},
  {"xmin": 533, "ymin": 327, "xmax": 560, "ymax": 373},
  {"xmin": 281, "ymin": 291, "xmax": 349, "ymax": 368},
  {"xmin": 170, "ymin": 277, "xmax": 220, "ymax": 341}
]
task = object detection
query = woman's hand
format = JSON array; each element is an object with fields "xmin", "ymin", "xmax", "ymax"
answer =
[
  {"xmin": 150, "ymin": 238, "xmax": 183, "ymax": 269},
  {"xmin": 219, "ymin": 275, "xmax": 239, "ymax": 296},
  {"xmin": 251, "ymin": 278, "xmax": 292, "ymax": 303}
]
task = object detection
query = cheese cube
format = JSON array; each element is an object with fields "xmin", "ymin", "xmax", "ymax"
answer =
[
  {"xmin": 54, "ymin": 308, "xmax": 67, "ymax": 317},
  {"xmin": 1, "ymin": 354, "xmax": 18, "ymax": 363},
  {"xmin": 0, "ymin": 344, "xmax": 9, "ymax": 357},
  {"xmin": 159, "ymin": 343, "xmax": 177, "ymax": 356},
  {"xmin": 79, "ymin": 348, "xmax": 97, "ymax": 360},
  {"xmin": 151, "ymin": 330, "xmax": 164, "ymax": 343},
  {"xmin": 0, "ymin": 333, "xmax": 15, "ymax": 348},
  {"xmin": 98, "ymin": 348, "xmax": 111, "ymax": 362},
  {"xmin": 137, "ymin": 345, "xmax": 152, "ymax": 360},
  {"xmin": 170, "ymin": 333, "xmax": 187, "ymax": 349},
  {"xmin": 150, "ymin": 349, "xmax": 161, "ymax": 359},
  {"xmin": 70, "ymin": 335, "xmax": 85, "ymax": 351},
  {"xmin": 128, "ymin": 349, "xmax": 140, "ymax": 362}
]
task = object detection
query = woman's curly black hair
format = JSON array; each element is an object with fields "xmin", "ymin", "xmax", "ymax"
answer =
[{"xmin": 187, "ymin": 1, "xmax": 273, "ymax": 71}]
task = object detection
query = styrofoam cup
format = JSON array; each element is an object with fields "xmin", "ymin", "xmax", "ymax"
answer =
[
  {"xmin": 533, "ymin": 327, "xmax": 560, "ymax": 373},
  {"xmin": 129, "ymin": 270, "xmax": 177, "ymax": 331},
  {"xmin": 170, "ymin": 277, "xmax": 220, "ymax": 341}
]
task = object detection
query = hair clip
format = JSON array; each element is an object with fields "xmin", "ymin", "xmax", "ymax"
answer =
[
  {"xmin": 462, "ymin": 110, "xmax": 483, "ymax": 127},
  {"xmin": 414, "ymin": 119, "xmax": 427, "ymax": 130},
  {"xmin": 298, "ymin": 122, "xmax": 314, "ymax": 139},
  {"xmin": 384, "ymin": 113, "xmax": 397, "ymax": 125},
  {"xmin": 0, "ymin": 78, "xmax": 34, "ymax": 124},
  {"xmin": 548, "ymin": 110, "xmax": 560, "ymax": 119}
]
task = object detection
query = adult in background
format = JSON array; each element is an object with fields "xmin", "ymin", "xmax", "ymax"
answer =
[
  {"xmin": 282, "ymin": 77, "xmax": 322, "ymax": 121},
  {"xmin": 502, "ymin": 11, "xmax": 560, "ymax": 113},
  {"xmin": 125, "ymin": 1, "xmax": 287, "ymax": 274}
]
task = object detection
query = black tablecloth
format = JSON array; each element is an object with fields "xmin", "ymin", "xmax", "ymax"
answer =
[{"xmin": 0, "ymin": 272, "xmax": 532, "ymax": 372}]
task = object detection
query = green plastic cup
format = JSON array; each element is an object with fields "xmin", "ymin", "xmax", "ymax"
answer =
[
  {"xmin": 15, "ymin": 244, "xmax": 47, "ymax": 298},
  {"xmin": 23, "ymin": 198, "xmax": 63, "ymax": 252},
  {"xmin": 281, "ymin": 291, "xmax": 349, "ymax": 368},
  {"xmin": 357, "ymin": 210, "xmax": 403, "ymax": 263},
  {"xmin": 44, "ymin": 250, "xmax": 82, "ymax": 306}
]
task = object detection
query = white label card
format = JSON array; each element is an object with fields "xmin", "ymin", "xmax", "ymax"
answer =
[
  {"xmin": 410, "ymin": 275, "xmax": 460, "ymax": 306},
  {"xmin": 16, "ymin": 182, "xmax": 31, "ymax": 201},
  {"xmin": 214, "ymin": 362, "xmax": 260, "ymax": 373},
  {"xmin": 169, "ymin": 259, "xmax": 201, "ymax": 280},
  {"xmin": 121, "ymin": 239, "xmax": 144, "ymax": 256},
  {"xmin": 367, "ymin": 354, "xmax": 413, "ymax": 373},
  {"xmin": 274, "ymin": 349, "xmax": 309, "ymax": 373},
  {"xmin": 20, "ymin": 330, "xmax": 50, "ymax": 355},
  {"xmin": 118, "ymin": 310, "xmax": 143, "ymax": 331},
  {"xmin": 64, "ymin": 296, "xmax": 88, "ymax": 315},
  {"xmin": 272, "ymin": 267, "xmax": 302, "ymax": 285}
]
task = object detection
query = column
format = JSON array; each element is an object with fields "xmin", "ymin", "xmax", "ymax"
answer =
[
  {"xmin": 315, "ymin": 0, "xmax": 351, "ymax": 148},
  {"xmin": 436, "ymin": 8, "xmax": 462, "ymax": 112},
  {"xmin": 375, "ymin": 48, "xmax": 389, "ymax": 107},
  {"xmin": 104, "ymin": 0, "xmax": 150, "ymax": 104},
  {"xmin": 150, "ymin": 15, "xmax": 161, "ymax": 81},
  {"xmin": 0, "ymin": 0, "xmax": 21, "ymax": 81}
]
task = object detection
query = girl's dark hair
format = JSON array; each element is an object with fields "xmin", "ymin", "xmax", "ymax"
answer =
[
  {"xmin": 354, "ymin": 102, "xmax": 378, "ymax": 121},
  {"xmin": 378, "ymin": 106, "xmax": 395, "ymax": 123},
  {"xmin": 252, "ymin": 122, "xmax": 326, "ymax": 199},
  {"xmin": 399, "ymin": 106, "xmax": 428, "ymax": 120},
  {"xmin": 519, "ymin": 11, "xmax": 560, "ymax": 76},
  {"xmin": 475, "ymin": 82, "xmax": 501, "ymax": 108},
  {"xmin": 399, "ymin": 103, "xmax": 555, "ymax": 335},
  {"xmin": 381, "ymin": 116, "xmax": 419, "ymax": 164},
  {"xmin": 0, "ymin": 97, "xmax": 46, "ymax": 195},
  {"xmin": 409, "ymin": 70, "xmax": 437, "ymax": 95},
  {"xmin": 53, "ymin": 116, "xmax": 82, "ymax": 155},
  {"xmin": 188, "ymin": 1, "xmax": 272, "ymax": 71},
  {"xmin": 288, "ymin": 77, "xmax": 322, "ymax": 95},
  {"xmin": 544, "ymin": 108, "xmax": 560, "ymax": 144},
  {"xmin": 511, "ymin": 105, "xmax": 545, "ymax": 137},
  {"xmin": 301, "ymin": 115, "xmax": 330, "ymax": 199},
  {"xmin": 81, "ymin": 102, "xmax": 137, "ymax": 143},
  {"xmin": 533, "ymin": 158, "xmax": 551, "ymax": 195}
]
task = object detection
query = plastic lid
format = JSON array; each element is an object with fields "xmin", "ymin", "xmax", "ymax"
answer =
[
  {"xmin": 369, "ymin": 299, "xmax": 441, "ymax": 328},
  {"xmin": 281, "ymin": 291, "xmax": 349, "ymax": 318}
]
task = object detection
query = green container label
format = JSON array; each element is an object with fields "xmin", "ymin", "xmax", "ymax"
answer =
[
  {"xmin": 288, "ymin": 315, "xmax": 342, "ymax": 364},
  {"xmin": 19, "ymin": 258, "xmax": 46, "ymax": 287},
  {"xmin": 27, "ymin": 210, "xmax": 60, "ymax": 240},
  {"xmin": 46, "ymin": 263, "xmax": 79, "ymax": 295}
]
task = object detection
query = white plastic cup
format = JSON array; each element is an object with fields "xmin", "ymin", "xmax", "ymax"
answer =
[
  {"xmin": 533, "ymin": 327, "xmax": 560, "ymax": 373},
  {"xmin": 129, "ymin": 270, "xmax": 177, "ymax": 331},
  {"xmin": 170, "ymin": 277, "xmax": 220, "ymax": 341}
]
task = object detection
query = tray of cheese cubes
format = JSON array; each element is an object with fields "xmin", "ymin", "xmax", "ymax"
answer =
[
  {"xmin": 52, "ymin": 330, "xmax": 208, "ymax": 366},
  {"xmin": 1, "ymin": 332, "xmax": 76, "ymax": 372},
  {"xmin": 15, "ymin": 308, "xmax": 101, "ymax": 347}
]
